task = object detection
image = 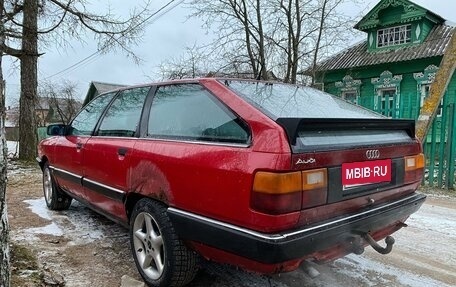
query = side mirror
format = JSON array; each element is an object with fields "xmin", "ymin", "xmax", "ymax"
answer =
[{"xmin": 46, "ymin": 124, "xmax": 67, "ymax": 136}]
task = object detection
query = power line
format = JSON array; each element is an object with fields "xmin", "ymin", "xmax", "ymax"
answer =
[
  {"xmin": 44, "ymin": 51, "xmax": 100, "ymax": 79},
  {"xmin": 44, "ymin": 0, "xmax": 184, "ymax": 80}
]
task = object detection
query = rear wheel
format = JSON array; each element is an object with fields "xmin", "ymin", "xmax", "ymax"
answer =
[
  {"xmin": 130, "ymin": 199, "xmax": 199, "ymax": 287},
  {"xmin": 42, "ymin": 163, "xmax": 72, "ymax": 210}
]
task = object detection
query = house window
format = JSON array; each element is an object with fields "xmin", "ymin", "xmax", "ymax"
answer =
[
  {"xmin": 420, "ymin": 84, "xmax": 443, "ymax": 117},
  {"xmin": 342, "ymin": 91, "xmax": 358, "ymax": 105},
  {"xmin": 377, "ymin": 25, "xmax": 411, "ymax": 48},
  {"xmin": 379, "ymin": 89, "xmax": 397, "ymax": 117}
]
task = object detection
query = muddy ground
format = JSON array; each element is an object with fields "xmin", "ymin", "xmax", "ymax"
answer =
[{"xmin": 6, "ymin": 161, "xmax": 456, "ymax": 287}]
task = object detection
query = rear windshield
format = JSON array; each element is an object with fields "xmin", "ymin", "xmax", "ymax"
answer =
[{"xmin": 224, "ymin": 80, "xmax": 382, "ymax": 119}]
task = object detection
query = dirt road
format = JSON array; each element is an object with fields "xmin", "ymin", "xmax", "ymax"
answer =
[{"xmin": 7, "ymin": 162, "xmax": 456, "ymax": 287}]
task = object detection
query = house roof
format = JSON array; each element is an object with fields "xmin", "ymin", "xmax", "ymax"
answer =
[
  {"xmin": 312, "ymin": 24, "xmax": 454, "ymax": 72},
  {"xmin": 355, "ymin": 0, "xmax": 445, "ymax": 31},
  {"xmin": 82, "ymin": 81, "xmax": 127, "ymax": 107},
  {"xmin": 91, "ymin": 81, "xmax": 126, "ymax": 94}
]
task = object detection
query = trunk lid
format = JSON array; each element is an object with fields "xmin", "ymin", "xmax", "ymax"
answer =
[{"xmin": 277, "ymin": 118, "xmax": 422, "ymax": 204}]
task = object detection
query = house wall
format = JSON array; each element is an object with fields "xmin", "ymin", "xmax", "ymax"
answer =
[
  {"xmin": 319, "ymin": 56, "xmax": 456, "ymax": 188},
  {"xmin": 321, "ymin": 57, "xmax": 442, "ymax": 113}
]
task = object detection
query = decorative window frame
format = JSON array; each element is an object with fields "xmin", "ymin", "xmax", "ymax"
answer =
[
  {"xmin": 371, "ymin": 71, "xmax": 403, "ymax": 118},
  {"xmin": 413, "ymin": 64, "xmax": 440, "ymax": 117},
  {"xmin": 335, "ymin": 75, "xmax": 362, "ymax": 104},
  {"xmin": 377, "ymin": 24, "xmax": 412, "ymax": 48}
]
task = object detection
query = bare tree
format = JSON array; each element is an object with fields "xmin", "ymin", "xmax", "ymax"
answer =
[
  {"xmin": 188, "ymin": 0, "xmax": 358, "ymax": 84},
  {"xmin": 190, "ymin": 0, "xmax": 271, "ymax": 80},
  {"xmin": 309, "ymin": 0, "xmax": 357, "ymax": 85},
  {"xmin": 38, "ymin": 80, "xmax": 81, "ymax": 125},
  {"xmin": 0, "ymin": 0, "xmax": 151, "ymax": 160},
  {"xmin": 157, "ymin": 44, "xmax": 210, "ymax": 80}
]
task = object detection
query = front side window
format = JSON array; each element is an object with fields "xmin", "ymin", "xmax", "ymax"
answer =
[
  {"xmin": 148, "ymin": 84, "xmax": 249, "ymax": 144},
  {"xmin": 377, "ymin": 24, "xmax": 411, "ymax": 48},
  {"xmin": 69, "ymin": 92, "xmax": 116, "ymax": 136},
  {"xmin": 97, "ymin": 87, "xmax": 150, "ymax": 137}
]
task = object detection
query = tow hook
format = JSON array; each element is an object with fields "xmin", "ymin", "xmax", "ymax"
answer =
[{"xmin": 363, "ymin": 233, "xmax": 395, "ymax": 255}]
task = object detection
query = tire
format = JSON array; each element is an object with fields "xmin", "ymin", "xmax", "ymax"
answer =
[
  {"xmin": 130, "ymin": 199, "xmax": 199, "ymax": 287},
  {"xmin": 42, "ymin": 163, "xmax": 72, "ymax": 210}
]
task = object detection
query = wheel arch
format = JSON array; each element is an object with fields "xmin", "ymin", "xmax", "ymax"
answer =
[
  {"xmin": 125, "ymin": 192, "xmax": 169, "ymax": 223},
  {"xmin": 38, "ymin": 155, "xmax": 49, "ymax": 171}
]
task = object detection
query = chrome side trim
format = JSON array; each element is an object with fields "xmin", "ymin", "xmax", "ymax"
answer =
[
  {"xmin": 142, "ymin": 137, "xmax": 250, "ymax": 148},
  {"xmin": 50, "ymin": 166, "xmax": 125, "ymax": 196},
  {"xmin": 83, "ymin": 177, "xmax": 126, "ymax": 195},
  {"xmin": 168, "ymin": 207, "xmax": 283, "ymax": 240},
  {"xmin": 168, "ymin": 194, "xmax": 420, "ymax": 241},
  {"xmin": 50, "ymin": 166, "xmax": 82, "ymax": 180}
]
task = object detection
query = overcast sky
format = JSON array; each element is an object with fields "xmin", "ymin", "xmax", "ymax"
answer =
[{"xmin": 3, "ymin": 0, "xmax": 456, "ymax": 106}]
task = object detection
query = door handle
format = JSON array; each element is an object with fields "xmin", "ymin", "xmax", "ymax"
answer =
[
  {"xmin": 118, "ymin": 147, "xmax": 128, "ymax": 156},
  {"xmin": 76, "ymin": 142, "xmax": 83, "ymax": 149}
]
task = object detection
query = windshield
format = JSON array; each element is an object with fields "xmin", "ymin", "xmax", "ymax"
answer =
[{"xmin": 224, "ymin": 80, "xmax": 382, "ymax": 119}]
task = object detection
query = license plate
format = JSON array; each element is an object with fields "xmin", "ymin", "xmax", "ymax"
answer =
[{"xmin": 342, "ymin": 159, "xmax": 391, "ymax": 189}]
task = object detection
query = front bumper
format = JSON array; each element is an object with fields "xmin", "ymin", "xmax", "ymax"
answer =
[{"xmin": 168, "ymin": 193, "xmax": 426, "ymax": 264}]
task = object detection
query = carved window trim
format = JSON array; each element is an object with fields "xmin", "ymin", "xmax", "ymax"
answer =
[
  {"xmin": 371, "ymin": 71, "xmax": 402, "ymax": 118},
  {"xmin": 414, "ymin": 65, "xmax": 441, "ymax": 117},
  {"xmin": 335, "ymin": 75, "xmax": 362, "ymax": 105},
  {"xmin": 377, "ymin": 24, "xmax": 412, "ymax": 48}
]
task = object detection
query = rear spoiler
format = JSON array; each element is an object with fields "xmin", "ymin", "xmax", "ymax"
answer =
[{"xmin": 276, "ymin": 118, "xmax": 416, "ymax": 146}]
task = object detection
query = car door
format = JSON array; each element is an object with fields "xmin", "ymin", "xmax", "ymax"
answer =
[
  {"xmin": 52, "ymin": 92, "xmax": 116, "ymax": 201},
  {"xmin": 81, "ymin": 86, "xmax": 151, "ymax": 222},
  {"xmin": 129, "ymin": 83, "xmax": 252, "ymax": 222}
]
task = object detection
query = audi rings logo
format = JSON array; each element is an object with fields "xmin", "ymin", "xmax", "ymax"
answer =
[{"xmin": 366, "ymin": 149, "xmax": 380, "ymax": 159}]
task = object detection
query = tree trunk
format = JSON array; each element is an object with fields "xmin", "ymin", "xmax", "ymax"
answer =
[
  {"xmin": 0, "ymin": 0, "xmax": 11, "ymax": 284},
  {"xmin": 0, "ymin": 79, "xmax": 9, "ymax": 287},
  {"xmin": 311, "ymin": 0, "xmax": 328, "ymax": 86},
  {"xmin": 19, "ymin": 0, "xmax": 39, "ymax": 161},
  {"xmin": 255, "ymin": 0, "xmax": 268, "ymax": 80},
  {"xmin": 290, "ymin": 0, "xmax": 301, "ymax": 84}
]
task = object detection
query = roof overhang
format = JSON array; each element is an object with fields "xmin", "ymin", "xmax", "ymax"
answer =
[{"xmin": 354, "ymin": 0, "xmax": 445, "ymax": 31}]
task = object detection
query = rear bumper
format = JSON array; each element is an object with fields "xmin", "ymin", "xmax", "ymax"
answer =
[{"xmin": 168, "ymin": 193, "xmax": 426, "ymax": 264}]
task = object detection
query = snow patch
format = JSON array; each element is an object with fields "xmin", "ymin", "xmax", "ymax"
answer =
[
  {"xmin": 337, "ymin": 255, "xmax": 453, "ymax": 287},
  {"xmin": 24, "ymin": 222, "xmax": 63, "ymax": 237},
  {"xmin": 20, "ymin": 198, "xmax": 108, "ymax": 244},
  {"xmin": 407, "ymin": 204, "xmax": 456, "ymax": 236},
  {"xmin": 7, "ymin": 141, "xmax": 18, "ymax": 158},
  {"xmin": 24, "ymin": 198, "xmax": 52, "ymax": 220}
]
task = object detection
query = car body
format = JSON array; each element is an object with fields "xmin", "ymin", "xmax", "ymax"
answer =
[{"xmin": 37, "ymin": 78, "xmax": 426, "ymax": 286}]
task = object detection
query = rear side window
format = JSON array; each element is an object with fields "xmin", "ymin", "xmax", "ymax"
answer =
[
  {"xmin": 69, "ymin": 92, "xmax": 116, "ymax": 136},
  {"xmin": 147, "ymin": 84, "xmax": 250, "ymax": 144},
  {"xmin": 97, "ymin": 87, "xmax": 150, "ymax": 137}
]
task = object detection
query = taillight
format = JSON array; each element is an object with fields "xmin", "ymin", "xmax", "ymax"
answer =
[
  {"xmin": 404, "ymin": 153, "xmax": 425, "ymax": 184},
  {"xmin": 302, "ymin": 169, "xmax": 328, "ymax": 209},
  {"xmin": 251, "ymin": 169, "xmax": 328, "ymax": 215},
  {"xmin": 251, "ymin": 171, "xmax": 302, "ymax": 214}
]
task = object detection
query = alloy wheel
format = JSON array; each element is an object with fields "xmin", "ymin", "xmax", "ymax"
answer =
[{"xmin": 132, "ymin": 212, "xmax": 165, "ymax": 280}]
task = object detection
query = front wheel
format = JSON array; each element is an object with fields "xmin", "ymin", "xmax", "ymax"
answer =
[
  {"xmin": 42, "ymin": 163, "xmax": 72, "ymax": 210},
  {"xmin": 130, "ymin": 199, "xmax": 198, "ymax": 287}
]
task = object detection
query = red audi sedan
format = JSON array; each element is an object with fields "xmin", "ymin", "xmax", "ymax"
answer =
[{"xmin": 37, "ymin": 78, "xmax": 425, "ymax": 287}]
